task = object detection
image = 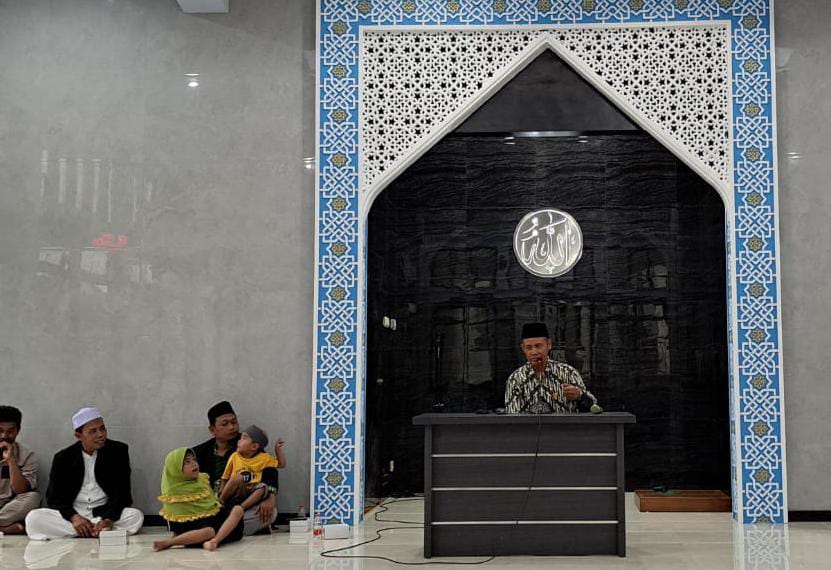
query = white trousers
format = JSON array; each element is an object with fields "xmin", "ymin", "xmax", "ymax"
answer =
[{"xmin": 25, "ymin": 507, "xmax": 144, "ymax": 540}]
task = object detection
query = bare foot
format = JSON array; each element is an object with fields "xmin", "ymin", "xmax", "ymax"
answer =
[
  {"xmin": 0, "ymin": 522, "xmax": 25, "ymax": 535},
  {"xmin": 153, "ymin": 540, "xmax": 173, "ymax": 552},
  {"xmin": 203, "ymin": 539, "xmax": 219, "ymax": 551}
]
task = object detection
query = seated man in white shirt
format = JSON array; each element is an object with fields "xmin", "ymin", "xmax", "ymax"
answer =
[{"xmin": 25, "ymin": 408, "xmax": 143, "ymax": 540}]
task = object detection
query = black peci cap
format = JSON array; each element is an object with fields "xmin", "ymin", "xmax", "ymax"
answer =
[
  {"xmin": 208, "ymin": 401, "xmax": 236, "ymax": 424},
  {"xmin": 521, "ymin": 322, "xmax": 549, "ymax": 340}
]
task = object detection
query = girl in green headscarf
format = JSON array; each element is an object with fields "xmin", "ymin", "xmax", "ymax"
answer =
[{"xmin": 153, "ymin": 447, "xmax": 245, "ymax": 551}]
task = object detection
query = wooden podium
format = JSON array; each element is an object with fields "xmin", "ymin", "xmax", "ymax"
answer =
[{"xmin": 413, "ymin": 412, "xmax": 636, "ymax": 557}]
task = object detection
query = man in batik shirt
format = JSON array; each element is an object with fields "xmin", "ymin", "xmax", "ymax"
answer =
[{"xmin": 504, "ymin": 322, "xmax": 595, "ymax": 414}]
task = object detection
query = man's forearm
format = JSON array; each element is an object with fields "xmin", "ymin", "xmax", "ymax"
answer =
[
  {"xmin": 94, "ymin": 486, "xmax": 131, "ymax": 520},
  {"xmin": 58, "ymin": 505, "xmax": 79, "ymax": 521},
  {"xmin": 576, "ymin": 390, "xmax": 593, "ymax": 412},
  {"xmin": 8, "ymin": 459, "xmax": 31, "ymax": 494}
]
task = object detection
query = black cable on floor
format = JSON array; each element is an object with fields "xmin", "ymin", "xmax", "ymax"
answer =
[
  {"xmin": 320, "ymin": 527, "xmax": 495, "ymax": 566},
  {"xmin": 319, "ymin": 498, "xmax": 495, "ymax": 566},
  {"xmin": 373, "ymin": 497, "xmax": 424, "ymax": 524}
]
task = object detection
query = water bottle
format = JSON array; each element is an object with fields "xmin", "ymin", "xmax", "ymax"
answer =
[
  {"xmin": 298, "ymin": 504, "xmax": 307, "ymax": 519},
  {"xmin": 313, "ymin": 513, "xmax": 323, "ymax": 537}
]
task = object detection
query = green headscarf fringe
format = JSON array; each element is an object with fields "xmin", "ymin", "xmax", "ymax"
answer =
[{"xmin": 158, "ymin": 447, "xmax": 222, "ymax": 523}]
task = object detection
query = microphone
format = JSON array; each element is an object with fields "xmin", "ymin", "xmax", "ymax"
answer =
[{"xmin": 584, "ymin": 389, "xmax": 604, "ymax": 414}]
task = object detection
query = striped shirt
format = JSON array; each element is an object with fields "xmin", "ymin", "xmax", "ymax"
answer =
[{"xmin": 504, "ymin": 359, "xmax": 588, "ymax": 414}]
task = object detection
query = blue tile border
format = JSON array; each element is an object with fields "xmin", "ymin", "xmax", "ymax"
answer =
[{"xmin": 314, "ymin": 0, "xmax": 783, "ymax": 525}]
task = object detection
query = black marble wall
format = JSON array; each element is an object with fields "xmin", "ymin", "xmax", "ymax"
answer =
[
  {"xmin": 458, "ymin": 50, "xmax": 638, "ymax": 133},
  {"xmin": 366, "ymin": 133, "xmax": 729, "ymax": 497}
]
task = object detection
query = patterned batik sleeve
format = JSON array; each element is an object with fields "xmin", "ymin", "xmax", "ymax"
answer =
[
  {"xmin": 557, "ymin": 363, "xmax": 593, "ymax": 411},
  {"xmin": 504, "ymin": 369, "xmax": 522, "ymax": 414},
  {"xmin": 564, "ymin": 364, "xmax": 587, "ymax": 392}
]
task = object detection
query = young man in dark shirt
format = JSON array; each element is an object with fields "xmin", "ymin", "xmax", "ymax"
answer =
[
  {"xmin": 193, "ymin": 401, "xmax": 241, "ymax": 490},
  {"xmin": 192, "ymin": 401, "xmax": 286, "ymax": 534}
]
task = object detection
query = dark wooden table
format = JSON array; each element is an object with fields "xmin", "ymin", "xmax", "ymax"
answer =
[{"xmin": 413, "ymin": 412, "xmax": 636, "ymax": 557}]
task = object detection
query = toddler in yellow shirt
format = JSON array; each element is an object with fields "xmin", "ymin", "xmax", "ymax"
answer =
[{"xmin": 218, "ymin": 425, "xmax": 279, "ymax": 510}]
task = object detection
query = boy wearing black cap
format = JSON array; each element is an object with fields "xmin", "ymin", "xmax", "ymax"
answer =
[
  {"xmin": 218, "ymin": 425, "xmax": 280, "ymax": 516},
  {"xmin": 504, "ymin": 322, "xmax": 596, "ymax": 414},
  {"xmin": 192, "ymin": 403, "xmax": 286, "ymax": 534}
]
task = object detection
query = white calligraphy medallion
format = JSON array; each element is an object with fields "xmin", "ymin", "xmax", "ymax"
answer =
[{"xmin": 513, "ymin": 209, "xmax": 583, "ymax": 278}]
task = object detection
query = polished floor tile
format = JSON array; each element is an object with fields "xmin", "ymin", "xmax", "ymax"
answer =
[{"xmin": 0, "ymin": 495, "xmax": 828, "ymax": 569}]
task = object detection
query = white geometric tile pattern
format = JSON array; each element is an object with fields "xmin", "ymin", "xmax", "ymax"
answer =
[
  {"xmin": 557, "ymin": 25, "xmax": 731, "ymax": 178},
  {"xmin": 315, "ymin": 0, "xmax": 784, "ymax": 526},
  {"xmin": 360, "ymin": 28, "xmax": 544, "ymax": 188},
  {"xmin": 360, "ymin": 25, "xmax": 731, "ymax": 194}
]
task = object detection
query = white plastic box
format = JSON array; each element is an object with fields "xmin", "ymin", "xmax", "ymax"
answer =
[
  {"xmin": 98, "ymin": 529, "xmax": 127, "ymax": 546},
  {"xmin": 323, "ymin": 523, "xmax": 350, "ymax": 540}
]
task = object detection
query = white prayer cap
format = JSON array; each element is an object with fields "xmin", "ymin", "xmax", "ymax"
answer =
[{"xmin": 72, "ymin": 407, "xmax": 103, "ymax": 430}]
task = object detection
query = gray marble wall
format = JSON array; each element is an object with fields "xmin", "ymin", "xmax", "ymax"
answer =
[
  {"xmin": 0, "ymin": 0, "xmax": 315, "ymax": 515},
  {"xmin": 0, "ymin": 0, "xmax": 827, "ymax": 516},
  {"xmin": 775, "ymin": 1, "xmax": 831, "ymax": 512}
]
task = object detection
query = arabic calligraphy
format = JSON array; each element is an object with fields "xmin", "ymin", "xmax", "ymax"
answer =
[{"xmin": 513, "ymin": 209, "xmax": 583, "ymax": 278}]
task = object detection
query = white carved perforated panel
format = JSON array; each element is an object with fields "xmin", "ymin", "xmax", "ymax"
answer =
[
  {"xmin": 557, "ymin": 26, "xmax": 731, "ymax": 178},
  {"xmin": 360, "ymin": 25, "xmax": 730, "ymax": 192},
  {"xmin": 360, "ymin": 29, "xmax": 545, "ymax": 186}
]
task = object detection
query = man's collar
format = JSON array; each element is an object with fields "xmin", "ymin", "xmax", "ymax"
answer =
[
  {"xmin": 524, "ymin": 359, "xmax": 554, "ymax": 373},
  {"xmin": 79, "ymin": 439, "xmax": 105, "ymax": 456},
  {"xmin": 214, "ymin": 434, "xmax": 240, "ymax": 455}
]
